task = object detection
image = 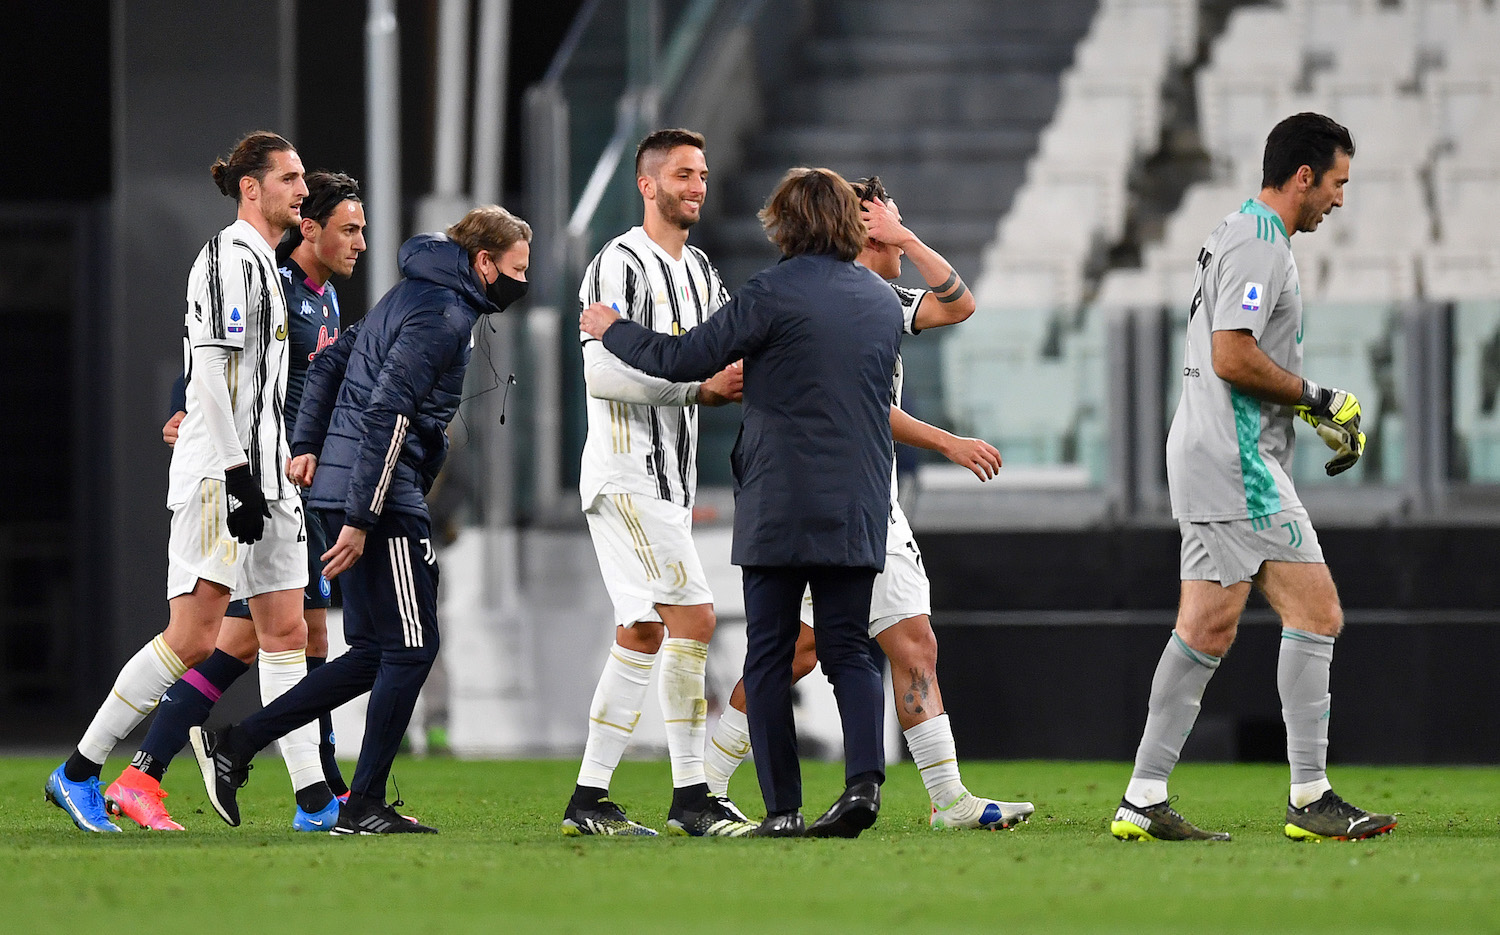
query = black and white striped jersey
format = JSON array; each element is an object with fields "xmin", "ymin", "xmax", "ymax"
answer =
[
  {"xmin": 577, "ymin": 226, "xmax": 729, "ymax": 510},
  {"xmin": 169, "ymin": 219, "xmax": 292, "ymax": 506}
]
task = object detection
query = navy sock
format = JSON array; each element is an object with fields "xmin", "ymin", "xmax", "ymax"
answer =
[
  {"xmin": 135, "ymin": 650, "xmax": 249, "ymax": 779},
  {"xmin": 306, "ymin": 656, "xmax": 348, "ymax": 796}
]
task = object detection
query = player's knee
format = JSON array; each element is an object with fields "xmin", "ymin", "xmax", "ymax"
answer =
[
  {"xmin": 618, "ymin": 622, "xmax": 664, "ymax": 654},
  {"xmin": 258, "ymin": 615, "xmax": 308, "ymax": 652},
  {"xmin": 390, "ymin": 642, "xmax": 439, "ymax": 668},
  {"xmin": 883, "ymin": 617, "xmax": 938, "ymax": 673}
]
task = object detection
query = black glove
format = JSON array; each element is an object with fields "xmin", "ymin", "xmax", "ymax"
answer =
[{"xmin": 224, "ymin": 464, "xmax": 271, "ymax": 544}]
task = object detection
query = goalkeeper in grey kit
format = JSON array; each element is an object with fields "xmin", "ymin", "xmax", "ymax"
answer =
[{"xmin": 1110, "ymin": 112, "xmax": 1395, "ymax": 843}]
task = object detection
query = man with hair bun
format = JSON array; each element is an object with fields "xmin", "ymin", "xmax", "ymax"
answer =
[
  {"xmin": 191, "ymin": 204, "xmax": 532, "ymax": 835},
  {"xmin": 112, "ymin": 170, "xmax": 368, "ymax": 833},
  {"xmin": 46, "ymin": 131, "xmax": 309, "ymax": 833},
  {"xmin": 582, "ymin": 166, "xmax": 902, "ymax": 838}
]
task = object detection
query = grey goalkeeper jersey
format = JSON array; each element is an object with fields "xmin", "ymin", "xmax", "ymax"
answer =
[{"xmin": 1166, "ymin": 198, "xmax": 1305, "ymax": 521}]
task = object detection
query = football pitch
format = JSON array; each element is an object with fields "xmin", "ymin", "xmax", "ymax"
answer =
[{"xmin": 5, "ymin": 756, "xmax": 1498, "ymax": 934}]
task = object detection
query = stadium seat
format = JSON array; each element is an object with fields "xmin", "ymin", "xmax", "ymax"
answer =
[
  {"xmin": 1434, "ymin": 7, "xmax": 1500, "ymax": 76},
  {"xmin": 1322, "ymin": 9, "xmax": 1419, "ymax": 83},
  {"xmin": 1421, "ymin": 247, "xmax": 1500, "ymax": 301},
  {"xmin": 1095, "ymin": 0, "xmax": 1198, "ymax": 65},
  {"xmin": 1319, "ymin": 164, "xmax": 1432, "ymax": 251},
  {"xmin": 1316, "ymin": 251, "xmax": 1419, "ymax": 304},
  {"xmin": 1313, "ymin": 78, "xmax": 1435, "ymax": 168},
  {"xmin": 1432, "ymin": 160, "xmax": 1500, "ymax": 247},
  {"xmin": 1425, "ymin": 74, "xmax": 1500, "ymax": 151}
]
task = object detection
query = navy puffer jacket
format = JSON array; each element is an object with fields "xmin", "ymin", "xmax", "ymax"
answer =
[{"xmin": 291, "ymin": 233, "xmax": 494, "ymax": 528}]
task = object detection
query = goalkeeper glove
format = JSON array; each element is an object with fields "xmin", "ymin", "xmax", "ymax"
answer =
[
  {"xmin": 224, "ymin": 463, "xmax": 271, "ymax": 544},
  {"xmin": 1295, "ymin": 379, "xmax": 1367, "ymax": 477}
]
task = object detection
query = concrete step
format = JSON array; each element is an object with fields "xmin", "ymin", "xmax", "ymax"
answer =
[
  {"xmin": 749, "ymin": 126, "xmax": 1037, "ymax": 164},
  {"xmin": 720, "ymin": 159, "xmax": 1028, "ymax": 217},
  {"xmin": 811, "ymin": 0, "xmax": 1099, "ymax": 40},
  {"xmin": 802, "ymin": 37, "xmax": 1078, "ymax": 75},
  {"xmin": 768, "ymin": 71, "xmax": 1063, "ymax": 129}
]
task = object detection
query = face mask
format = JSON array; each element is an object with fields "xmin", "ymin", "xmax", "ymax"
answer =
[{"xmin": 482, "ymin": 269, "xmax": 528, "ymax": 313}]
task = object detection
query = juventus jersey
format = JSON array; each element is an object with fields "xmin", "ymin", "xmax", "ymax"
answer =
[
  {"xmin": 168, "ymin": 219, "xmax": 292, "ymax": 507},
  {"xmin": 577, "ymin": 226, "xmax": 729, "ymax": 510},
  {"xmin": 888, "ymin": 282, "xmax": 925, "ymax": 507}
]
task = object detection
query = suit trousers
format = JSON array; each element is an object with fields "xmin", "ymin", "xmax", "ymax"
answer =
[
  {"xmin": 741, "ymin": 565, "xmax": 885, "ymax": 815},
  {"xmin": 237, "ymin": 510, "xmax": 440, "ymax": 801}
]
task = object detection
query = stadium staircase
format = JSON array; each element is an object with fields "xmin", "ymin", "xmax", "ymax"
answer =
[{"xmin": 693, "ymin": 0, "xmax": 1099, "ymax": 294}]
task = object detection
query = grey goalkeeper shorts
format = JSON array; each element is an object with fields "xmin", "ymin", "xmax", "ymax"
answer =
[{"xmin": 1179, "ymin": 504, "xmax": 1325, "ymax": 585}]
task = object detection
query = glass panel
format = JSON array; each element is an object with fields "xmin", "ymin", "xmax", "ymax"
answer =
[
  {"xmin": 1292, "ymin": 302, "xmax": 1406, "ymax": 486},
  {"xmin": 1452, "ymin": 300, "xmax": 1500, "ymax": 482},
  {"xmin": 932, "ymin": 304, "xmax": 1108, "ymax": 485}
]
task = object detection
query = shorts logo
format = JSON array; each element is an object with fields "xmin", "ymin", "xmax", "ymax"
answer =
[
  {"xmin": 228, "ymin": 307, "xmax": 244, "ymax": 334},
  {"xmin": 1242, "ymin": 282, "xmax": 1263, "ymax": 312},
  {"xmin": 319, "ymin": 575, "xmax": 331, "ymax": 598}
]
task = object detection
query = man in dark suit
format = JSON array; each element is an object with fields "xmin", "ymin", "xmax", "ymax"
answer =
[{"xmin": 580, "ymin": 167, "xmax": 902, "ymax": 837}]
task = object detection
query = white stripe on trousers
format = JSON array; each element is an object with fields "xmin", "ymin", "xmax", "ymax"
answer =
[{"xmin": 387, "ymin": 537, "xmax": 423, "ymax": 648}]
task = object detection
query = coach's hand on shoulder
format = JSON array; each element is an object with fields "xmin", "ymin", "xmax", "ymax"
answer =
[
  {"xmin": 286, "ymin": 453, "xmax": 317, "ymax": 487},
  {"xmin": 1295, "ymin": 380, "xmax": 1367, "ymax": 476},
  {"xmin": 579, "ymin": 302, "xmax": 621, "ymax": 339},
  {"xmin": 223, "ymin": 463, "xmax": 271, "ymax": 544},
  {"xmin": 321, "ymin": 525, "xmax": 367, "ymax": 580},
  {"xmin": 697, "ymin": 360, "xmax": 744, "ymax": 406},
  {"xmin": 163, "ymin": 410, "xmax": 186, "ymax": 447}
]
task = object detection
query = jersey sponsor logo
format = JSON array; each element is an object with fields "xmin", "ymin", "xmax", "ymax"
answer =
[
  {"xmin": 1183, "ymin": 367, "xmax": 1200, "ymax": 377},
  {"xmin": 1241, "ymin": 282, "xmax": 1263, "ymax": 312},
  {"xmin": 309, "ymin": 325, "xmax": 339, "ymax": 362},
  {"xmin": 228, "ymin": 307, "xmax": 244, "ymax": 334}
]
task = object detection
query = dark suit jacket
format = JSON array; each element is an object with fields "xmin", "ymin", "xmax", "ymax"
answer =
[{"xmin": 600, "ymin": 252, "xmax": 901, "ymax": 570}]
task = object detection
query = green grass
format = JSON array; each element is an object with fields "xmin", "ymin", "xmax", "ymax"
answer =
[{"xmin": 6, "ymin": 757, "xmax": 1500, "ymax": 934}]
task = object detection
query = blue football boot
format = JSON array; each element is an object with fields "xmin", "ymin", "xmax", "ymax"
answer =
[
  {"xmin": 45, "ymin": 764, "xmax": 123, "ymax": 833},
  {"xmin": 293, "ymin": 796, "xmax": 341, "ymax": 832}
]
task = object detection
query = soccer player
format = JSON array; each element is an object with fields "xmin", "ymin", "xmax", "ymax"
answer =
[
  {"xmin": 699, "ymin": 178, "xmax": 1035, "ymax": 831},
  {"xmin": 45, "ymin": 131, "xmax": 309, "ymax": 832},
  {"xmin": 113, "ymin": 171, "xmax": 367, "ymax": 832},
  {"xmin": 190, "ymin": 205, "xmax": 532, "ymax": 835},
  {"xmin": 563, "ymin": 128, "xmax": 756, "ymax": 837},
  {"xmin": 1110, "ymin": 112, "xmax": 1395, "ymax": 843}
]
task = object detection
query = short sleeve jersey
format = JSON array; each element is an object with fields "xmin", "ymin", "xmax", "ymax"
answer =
[
  {"xmin": 577, "ymin": 227, "xmax": 728, "ymax": 509},
  {"xmin": 1165, "ymin": 199, "xmax": 1304, "ymax": 521},
  {"xmin": 168, "ymin": 219, "xmax": 293, "ymax": 507},
  {"xmin": 276, "ymin": 251, "xmax": 342, "ymax": 437}
]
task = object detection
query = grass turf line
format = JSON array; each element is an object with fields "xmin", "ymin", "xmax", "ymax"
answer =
[{"xmin": 5, "ymin": 757, "xmax": 1499, "ymax": 934}]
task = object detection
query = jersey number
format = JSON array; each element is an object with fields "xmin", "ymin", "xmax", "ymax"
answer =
[{"xmin": 1188, "ymin": 247, "xmax": 1213, "ymax": 320}]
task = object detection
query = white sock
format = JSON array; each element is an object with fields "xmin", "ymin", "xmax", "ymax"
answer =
[
  {"xmin": 704, "ymin": 704, "xmax": 751, "ymax": 796},
  {"xmin": 1290, "ymin": 778, "xmax": 1333, "ymax": 808},
  {"xmin": 577, "ymin": 644, "xmax": 655, "ymax": 790},
  {"xmin": 78, "ymin": 634, "xmax": 186, "ymax": 764},
  {"xmin": 1125, "ymin": 778, "xmax": 1170, "ymax": 809},
  {"xmin": 258, "ymin": 649, "xmax": 325, "ymax": 792},
  {"xmin": 658, "ymin": 638, "xmax": 709, "ymax": 789},
  {"xmin": 904, "ymin": 714, "xmax": 968, "ymax": 810}
]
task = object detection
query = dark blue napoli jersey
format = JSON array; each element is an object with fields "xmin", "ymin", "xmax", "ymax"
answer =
[{"xmin": 275, "ymin": 249, "xmax": 342, "ymax": 435}]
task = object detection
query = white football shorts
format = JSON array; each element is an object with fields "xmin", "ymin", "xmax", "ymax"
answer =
[
  {"xmin": 167, "ymin": 479, "xmax": 309, "ymax": 601},
  {"xmin": 800, "ymin": 504, "xmax": 931, "ymax": 638},
  {"xmin": 585, "ymin": 491, "xmax": 714, "ymax": 628}
]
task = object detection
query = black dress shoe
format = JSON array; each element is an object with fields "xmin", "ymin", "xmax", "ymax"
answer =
[
  {"xmin": 752, "ymin": 811, "xmax": 804, "ymax": 837},
  {"xmin": 807, "ymin": 781, "xmax": 880, "ymax": 838}
]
